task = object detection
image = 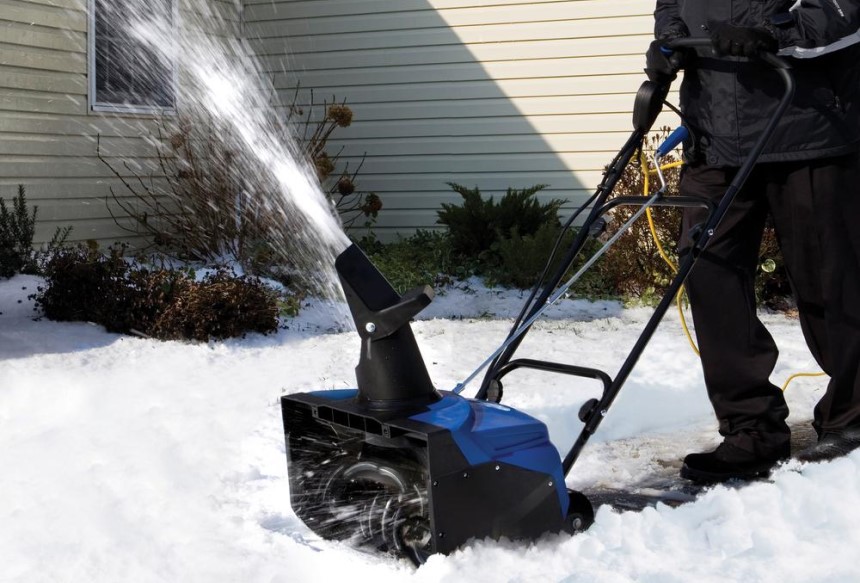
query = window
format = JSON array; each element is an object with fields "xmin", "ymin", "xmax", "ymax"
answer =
[{"xmin": 89, "ymin": 0, "xmax": 177, "ymax": 113}]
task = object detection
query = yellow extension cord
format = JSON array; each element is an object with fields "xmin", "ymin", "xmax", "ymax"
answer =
[{"xmin": 638, "ymin": 152, "xmax": 826, "ymax": 392}]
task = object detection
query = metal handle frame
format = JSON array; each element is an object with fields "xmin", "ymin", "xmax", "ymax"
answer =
[{"xmin": 472, "ymin": 38, "xmax": 796, "ymax": 476}]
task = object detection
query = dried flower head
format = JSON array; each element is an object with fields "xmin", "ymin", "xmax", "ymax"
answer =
[
  {"xmin": 336, "ymin": 176, "xmax": 355, "ymax": 196},
  {"xmin": 361, "ymin": 193, "xmax": 383, "ymax": 217},
  {"xmin": 169, "ymin": 133, "xmax": 186, "ymax": 150},
  {"xmin": 326, "ymin": 104, "xmax": 353, "ymax": 128},
  {"xmin": 314, "ymin": 153, "xmax": 335, "ymax": 180}
]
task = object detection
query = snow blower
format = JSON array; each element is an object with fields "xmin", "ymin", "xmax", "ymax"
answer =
[{"xmin": 281, "ymin": 39, "xmax": 794, "ymax": 564}]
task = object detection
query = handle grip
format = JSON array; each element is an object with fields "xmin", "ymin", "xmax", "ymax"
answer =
[
  {"xmin": 663, "ymin": 37, "xmax": 791, "ymax": 70},
  {"xmin": 656, "ymin": 126, "xmax": 690, "ymax": 158}
]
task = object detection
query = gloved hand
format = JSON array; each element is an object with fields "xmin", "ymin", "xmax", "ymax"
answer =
[
  {"xmin": 710, "ymin": 23, "xmax": 778, "ymax": 57},
  {"xmin": 644, "ymin": 39, "xmax": 688, "ymax": 86}
]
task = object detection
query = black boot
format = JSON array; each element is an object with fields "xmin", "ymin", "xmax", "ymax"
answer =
[
  {"xmin": 796, "ymin": 427, "xmax": 860, "ymax": 463},
  {"xmin": 680, "ymin": 441, "xmax": 789, "ymax": 483}
]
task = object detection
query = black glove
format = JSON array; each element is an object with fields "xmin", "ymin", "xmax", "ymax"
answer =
[
  {"xmin": 710, "ymin": 23, "xmax": 778, "ymax": 57},
  {"xmin": 644, "ymin": 39, "xmax": 689, "ymax": 86}
]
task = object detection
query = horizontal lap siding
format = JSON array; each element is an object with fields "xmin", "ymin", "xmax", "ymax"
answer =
[
  {"xmin": 3, "ymin": 0, "xmax": 664, "ymax": 245},
  {"xmin": 0, "ymin": 0, "xmax": 111, "ymax": 244},
  {"xmin": 0, "ymin": 0, "xmax": 241, "ymax": 245},
  {"xmin": 243, "ymin": 0, "xmax": 668, "ymax": 238}
]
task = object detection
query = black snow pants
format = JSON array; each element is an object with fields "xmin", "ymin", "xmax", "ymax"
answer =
[{"xmin": 678, "ymin": 150, "xmax": 860, "ymax": 456}]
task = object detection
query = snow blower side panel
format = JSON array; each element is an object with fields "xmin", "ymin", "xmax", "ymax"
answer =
[
  {"xmin": 281, "ymin": 390, "xmax": 570, "ymax": 558},
  {"xmin": 410, "ymin": 394, "xmax": 569, "ymax": 554}
]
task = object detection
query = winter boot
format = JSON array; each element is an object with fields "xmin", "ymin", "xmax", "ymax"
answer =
[
  {"xmin": 796, "ymin": 427, "xmax": 860, "ymax": 463},
  {"xmin": 680, "ymin": 441, "xmax": 789, "ymax": 483}
]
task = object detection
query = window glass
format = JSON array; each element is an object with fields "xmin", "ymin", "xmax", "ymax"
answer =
[{"xmin": 92, "ymin": 0, "xmax": 176, "ymax": 111}]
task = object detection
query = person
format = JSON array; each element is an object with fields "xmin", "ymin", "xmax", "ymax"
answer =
[{"xmin": 644, "ymin": 0, "xmax": 860, "ymax": 482}]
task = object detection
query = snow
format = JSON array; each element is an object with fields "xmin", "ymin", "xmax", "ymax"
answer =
[{"xmin": 0, "ymin": 274, "xmax": 855, "ymax": 583}]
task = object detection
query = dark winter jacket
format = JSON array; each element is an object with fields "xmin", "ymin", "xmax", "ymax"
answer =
[{"xmin": 655, "ymin": 0, "xmax": 860, "ymax": 166}]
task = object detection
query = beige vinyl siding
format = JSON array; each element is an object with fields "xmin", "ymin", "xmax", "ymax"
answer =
[
  {"xmin": 183, "ymin": 0, "xmax": 242, "ymax": 38},
  {"xmin": 1, "ymin": 0, "xmax": 127, "ymax": 243},
  {"xmin": 0, "ymin": 0, "xmax": 241, "ymax": 245},
  {"xmin": 244, "ymin": 0, "xmax": 674, "ymax": 238}
]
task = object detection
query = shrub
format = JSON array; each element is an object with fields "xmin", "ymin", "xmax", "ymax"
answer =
[
  {"xmin": 367, "ymin": 136, "xmax": 792, "ymax": 305},
  {"xmin": 0, "ymin": 185, "xmax": 71, "ymax": 278},
  {"xmin": 99, "ymin": 90, "xmax": 380, "ymax": 288},
  {"xmin": 429, "ymin": 131, "xmax": 791, "ymax": 305},
  {"xmin": 290, "ymin": 92, "xmax": 382, "ymax": 229},
  {"xmin": 149, "ymin": 270, "xmax": 279, "ymax": 341},
  {"xmin": 34, "ymin": 245, "xmax": 137, "ymax": 332},
  {"xmin": 0, "ymin": 185, "xmax": 37, "ymax": 278},
  {"xmin": 588, "ymin": 136, "xmax": 684, "ymax": 300},
  {"xmin": 493, "ymin": 223, "xmax": 575, "ymax": 289},
  {"xmin": 33, "ymin": 246, "xmax": 279, "ymax": 341},
  {"xmin": 362, "ymin": 230, "xmax": 462, "ymax": 294},
  {"xmin": 126, "ymin": 267, "xmax": 193, "ymax": 334},
  {"xmin": 99, "ymin": 117, "xmax": 272, "ymax": 264},
  {"xmin": 590, "ymin": 131, "xmax": 791, "ymax": 307},
  {"xmin": 438, "ymin": 183, "xmax": 562, "ymax": 257},
  {"xmin": 756, "ymin": 219, "xmax": 792, "ymax": 310},
  {"xmin": 358, "ymin": 226, "xmax": 603, "ymax": 295}
]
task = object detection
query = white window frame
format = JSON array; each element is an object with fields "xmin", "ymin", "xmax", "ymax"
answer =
[{"xmin": 88, "ymin": 0, "xmax": 179, "ymax": 115}]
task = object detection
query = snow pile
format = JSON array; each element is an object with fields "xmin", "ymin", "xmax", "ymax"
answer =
[{"xmin": 0, "ymin": 275, "xmax": 852, "ymax": 583}]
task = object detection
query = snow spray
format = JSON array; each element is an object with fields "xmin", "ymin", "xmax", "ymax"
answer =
[{"xmin": 98, "ymin": 0, "xmax": 351, "ymax": 304}]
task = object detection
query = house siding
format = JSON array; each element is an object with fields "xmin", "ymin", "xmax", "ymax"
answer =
[
  {"xmin": 243, "ymin": 0, "xmax": 672, "ymax": 238},
  {"xmin": 2, "ymin": 1, "xmax": 669, "ymax": 244},
  {"xmin": 0, "ymin": 0, "xmax": 241, "ymax": 244}
]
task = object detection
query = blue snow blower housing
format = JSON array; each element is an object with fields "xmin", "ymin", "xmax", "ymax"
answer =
[{"xmin": 282, "ymin": 244, "xmax": 592, "ymax": 564}]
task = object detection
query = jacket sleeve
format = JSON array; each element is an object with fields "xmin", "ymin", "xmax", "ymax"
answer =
[
  {"xmin": 772, "ymin": 0, "xmax": 860, "ymax": 58},
  {"xmin": 654, "ymin": 0, "xmax": 689, "ymax": 39}
]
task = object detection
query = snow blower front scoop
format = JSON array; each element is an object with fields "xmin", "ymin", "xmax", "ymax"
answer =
[{"xmin": 281, "ymin": 244, "xmax": 593, "ymax": 564}]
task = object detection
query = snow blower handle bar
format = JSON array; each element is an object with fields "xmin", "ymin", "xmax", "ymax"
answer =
[
  {"xmin": 559, "ymin": 42, "xmax": 795, "ymax": 475},
  {"xmin": 461, "ymin": 37, "xmax": 794, "ymax": 476},
  {"xmin": 663, "ymin": 37, "xmax": 792, "ymax": 70}
]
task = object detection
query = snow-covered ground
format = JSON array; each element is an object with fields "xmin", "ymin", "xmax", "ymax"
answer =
[{"xmin": 1, "ymin": 274, "xmax": 856, "ymax": 583}]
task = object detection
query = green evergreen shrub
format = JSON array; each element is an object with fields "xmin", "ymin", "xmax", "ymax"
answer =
[
  {"xmin": 493, "ymin": 223, "xmax": 574, "ymax": 289},
  {"xmin": 363, "ymin": 230, "xmax": 464, "ymax": 294},
  {"xmin": 438, "ymin": 183, "xmax": 562, "ymax": 257},
  {"xmin": 366, "ymin": 147, "xmax": 790, "ymax": 305},
  {"xmin": 0, "ymin": 185, "xmax": 36, "ymax": 278},
  {"xmin": 0, "ymin": 185, "xmax": 71, "ymax": 278}
]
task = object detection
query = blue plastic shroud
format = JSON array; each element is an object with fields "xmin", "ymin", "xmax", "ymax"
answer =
[
  {"xmin": 305, "ymin": 388, "xmax": 569, "ymax": 517},
  {"xmin": 410, "ymin": 393, "xmax": 569, "ymax": 516}
]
